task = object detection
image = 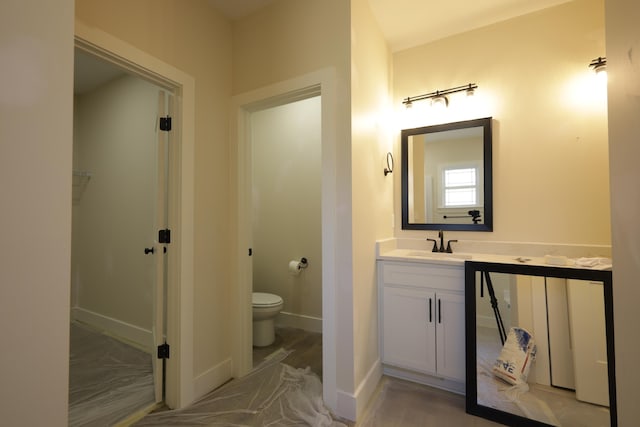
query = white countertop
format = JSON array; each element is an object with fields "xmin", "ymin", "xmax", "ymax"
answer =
[{"xmin": 377, "ymin": 242, "xmax": 612, "ymax": 271}]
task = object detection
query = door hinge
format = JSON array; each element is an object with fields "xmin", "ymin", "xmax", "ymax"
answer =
[
  {"xmin": 157, "ymin": 343, "xmax": 170, "ymax": 359},
  {"xmin": 159, "ymin": 229, "xmax": 171, "ymax": 244},
  {"xmin": 159, "ymin": 116, "xmax": 172, "ymax": 131}
]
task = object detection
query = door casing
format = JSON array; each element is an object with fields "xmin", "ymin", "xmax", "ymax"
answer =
[{"xmin": 231, "ymin": 69, "xmax": 339, "ymax": 412}]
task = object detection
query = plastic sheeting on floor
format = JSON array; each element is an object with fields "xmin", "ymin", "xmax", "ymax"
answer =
[
  {"xmin": 135, "ymin": 349, "xmax": 346, "ymax": 427},
  {"xmin": 476, "ymin": 329, "xmax": 610, "ymax": 426},
  {"xmin": 69, "ymin": 321, "xmax": 155, "ymax": 427}
]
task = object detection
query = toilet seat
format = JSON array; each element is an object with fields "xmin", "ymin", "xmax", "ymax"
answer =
[{"xmin": 252, "ymin": 292, "xmax": 283, "ymax": 307}]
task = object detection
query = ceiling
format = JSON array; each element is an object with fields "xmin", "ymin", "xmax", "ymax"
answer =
[
  {"xmin": 209, "ymin": 0, "xmax": 573, "ymax": 52},
  {"xmin": 75, "ymin": 0, "xmax": 573, "ymax": 93}
]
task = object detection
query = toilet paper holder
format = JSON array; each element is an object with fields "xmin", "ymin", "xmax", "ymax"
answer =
[{"xmin": 299, "ymin": 257, "xmax": 308, "ymax": 269}]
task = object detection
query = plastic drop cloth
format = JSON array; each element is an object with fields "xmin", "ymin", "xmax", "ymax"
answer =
[
  {"xmin": 69, "ymin": 321, "xmax": 155, "ymax": 427},
  {"xmin": 476, "ymin": 334, "xmax": 610, "ymax": 426},
  {"xmin": 135, "ymin": 349, "xmax": 346, "ymax": 427}
]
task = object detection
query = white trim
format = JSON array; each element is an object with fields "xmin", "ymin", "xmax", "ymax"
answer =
[
  {"xmin": 193, "ymin": 358, "xmax": 233, "ymax": 401},
  {"xmin": 74, "ymin": 21, "xmax": 195, "ymax": 409},
  {"xmin": 72, "ymin": 307, "xmax": 153, "ymax": 352},
  {"xmin": 382, "ymin": 364, "xmax": 465, "ymax": 395},
  {"xmin": 477, "ymin": 315, "xmax": 499, "ymax": 329},
  {"xmin": 354, "ymin": 359, "xmax": 383, "ymax": 420},
  {"xmin": 231, "ymin": 68, "xmax": 338, "ymax": 414},
  {"xmin": 335, "ymin": 360, "xmax": 382, "ymax": 422},
  {"xmin": 275, "ymin": 312, "xmax": 323, "ymax": 333}
]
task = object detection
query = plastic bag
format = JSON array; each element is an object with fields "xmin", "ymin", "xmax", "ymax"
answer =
[{"xmin": 493, "ymin": 327, "xmax": 537, "ymax": 386}]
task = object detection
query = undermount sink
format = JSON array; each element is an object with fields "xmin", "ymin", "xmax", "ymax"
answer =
[{"xmin": 404, "ymin": 250, "xmax": 473, "ymax": 260}]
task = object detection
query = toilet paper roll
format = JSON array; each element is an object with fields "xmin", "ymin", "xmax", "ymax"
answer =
[{"xmin": 289, "ymin": 260, "xmax": 301, "ymax": 276}]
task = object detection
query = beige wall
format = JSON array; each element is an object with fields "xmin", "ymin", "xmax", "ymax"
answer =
[
  {"xmin": 0, "ymin": 0, "xmax": 74, "ymax": 425},
  {"xmin": 76, "ymin": 0, "xmax": 233, "ymax": 379},
  {"xmin": 394, "ymin": 0, "xmax": 610, "ymax": 246},
  {"xmin": 72, "ymin": 75, "xmax": 159, "ymax": 341},
  {"xmin": 251, "ymin": 96, "xmax": 323, "ymax": 322},
  {"xmin": 604, "ymin": 0, "xmax": 640, "ymax": 423},
  {"xmin": 350, "ymin": 0, "xmax": 394, "ymax": 414}
]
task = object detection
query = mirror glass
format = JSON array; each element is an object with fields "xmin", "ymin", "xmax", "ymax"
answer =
[
  {"xmin": 401, "ymin": 117, "xmax": 492, "ymax": 231},
  {"xmin": 465, "ymin": 262, "xmax": 617, "ymax": 426}
]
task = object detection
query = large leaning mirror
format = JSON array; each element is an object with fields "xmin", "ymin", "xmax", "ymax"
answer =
[
  {"xmin": 465, "ymin": 261, "xmax": 617, "ymax": 426},
  {"xmin": 401, "ymin": 117, "xmax": 493, "ymax": 231}
]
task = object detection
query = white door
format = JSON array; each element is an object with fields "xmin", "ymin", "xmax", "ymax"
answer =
[
  {"xmin": 568, "ymin": 279, "xmax": 609, "ymax": 406},
  {"xmin": 436, "ymin": 291, "xmax": 465, "ymax": 381},
  {"xmin": 152, "ymin": 90, "xmax": 172, "ymax": 402},
  {"xmin": 382, "ymin": 286, "xmax": 437, "ymax": 374}
]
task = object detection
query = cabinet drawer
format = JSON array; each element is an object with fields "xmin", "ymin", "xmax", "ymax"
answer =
[{"xmin": 381, "ymin": 262, "xmax": 464, "ymax": 292}]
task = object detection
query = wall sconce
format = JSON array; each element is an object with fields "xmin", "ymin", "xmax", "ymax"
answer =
[
  {"xmin": 402, "ymin": 83, "xmax": 478, "ymax": 108},
  {"xmin": 589, "ymin": 56, "xmax": 607, "ymax": 74},
  {"xmin": 384, "ymin": 152, "xmax": 394, "ymax": 176}
]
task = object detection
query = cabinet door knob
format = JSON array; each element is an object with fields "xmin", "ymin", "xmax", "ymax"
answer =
[
  {"xmin": 429, "ymin": 298, "xmax": 432, "ymax": 323},
  {"xmin": 438, "ymin": 299, "xmax": 442, "ymax": 323}
]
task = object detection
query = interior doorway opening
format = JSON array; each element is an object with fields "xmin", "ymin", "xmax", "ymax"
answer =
[
  {"xmin": 71, "ymin": 21, "xmax": 196, "ymax": 413},
  {"xmin": 70, "ymin": 47, "xmax": 170, "ymax": 425},
  {"xmin": 233, "ymin": 68, "xmax": 339, "ymax": 412},
  {"xmin": 249, "ymin": 95, "xmax": 323, "ymax": 375}
]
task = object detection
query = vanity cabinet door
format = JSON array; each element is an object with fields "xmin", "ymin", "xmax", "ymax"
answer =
[
  {"xmin": 382, "ymin": 286, "xmax": 437, "ymax": 374},
  {"xmin": 435, "ymin": 291, "xmax": 465, "ymax": 381}
]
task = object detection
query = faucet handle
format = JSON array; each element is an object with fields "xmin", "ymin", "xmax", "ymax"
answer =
[
  {"xmin": 445, "ymin": 239, "xmax": 458, "ymax": 253},
  {"xmin": 426, "ymin": 238, "xmax": 438, "ymax": 252}
]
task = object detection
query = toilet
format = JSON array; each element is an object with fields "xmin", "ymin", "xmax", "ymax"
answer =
[{"xmin": 252, "ymin": 292, "xmax": 284, "ymax": 347}]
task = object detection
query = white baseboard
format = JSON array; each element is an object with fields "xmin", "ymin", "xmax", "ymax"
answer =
[
  {"xmin": 382, "ymin": 364, "xmax": 465, "ymax": 395},
  {"xmin": 477, "ymin": 315, "xmax": 500, "ymax": 329},
  {"xmin": 275, "ymin": 311, "xmax": 322, "ymax": 333},
  {"xmin": 193, "ymin": 357, "xmax": 233, "ymax": 400},
  {"xmin": 335, "ymin": 359, "xmax": 382, "ymax": 422},
  {"xmin": 71, "ymin": 306, "xmax": 153, "ymax": 352}
]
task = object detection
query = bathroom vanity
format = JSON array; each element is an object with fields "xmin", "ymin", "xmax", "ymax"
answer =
[
  {"xmin": 377, "ymin": 251, "xmax": 468, "ymax": 394},
  {"xmin": 377, "ymin": 240, "xmax": 617, "ymax": 427}
]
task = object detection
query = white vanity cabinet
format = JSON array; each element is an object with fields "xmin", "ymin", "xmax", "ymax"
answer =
[{"xmin": 379, "ymin": 260, "xmax": 465, "ymax": 393}]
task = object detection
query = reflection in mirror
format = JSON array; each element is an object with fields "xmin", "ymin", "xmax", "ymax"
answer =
[
  {"xmin": 465, "ymin": 262, "xmax": 616, "ymax": 427},
  {"xmin": 401, "ymin": 117, "xmax": 492, "ymax": 231}
]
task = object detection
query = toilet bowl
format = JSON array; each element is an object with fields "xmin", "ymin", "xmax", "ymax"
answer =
[{"xmin": 252, "ymin": 292, "xmax": 283, "ymax": 347}]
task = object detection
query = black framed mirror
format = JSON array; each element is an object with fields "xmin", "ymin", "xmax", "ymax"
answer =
[
  {"xmin": 465, "ymin": 261, "xmax": 616, "ymax": 426},
  {"xmin": 401, "ymin": 117, "xmax": 493, "ymax": 231}
]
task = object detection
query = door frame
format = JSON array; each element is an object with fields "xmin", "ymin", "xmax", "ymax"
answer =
[
  {"xmin": 74, "ymin": 22, "xmax": 196, "ymax": 409},
  {"xmin": 231, "ymin": 68, "xmax": 338, "ymax": 410}
]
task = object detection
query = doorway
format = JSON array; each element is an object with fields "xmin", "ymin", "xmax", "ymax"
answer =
[
  {"xmin": 233, "ymin": 69, "xmax": 339, "ymax": 410},
  {"xmin": 70, "ymin": 48, "xmax": 169, "ymax": 424},
  {"xmin": 73, "ymin": 22, "xmax": 196, "ymax": 409},
  {"xmin": 249, "ymin": 95, "xmax": 323, "ymax": 372}
]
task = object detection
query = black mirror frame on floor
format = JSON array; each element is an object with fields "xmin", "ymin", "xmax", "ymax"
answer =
[{"xmin": 464, "ymin": 260, "xmax": 617, "ymax": 427}]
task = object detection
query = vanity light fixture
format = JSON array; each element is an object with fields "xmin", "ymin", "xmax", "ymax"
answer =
[
  {"xmin": 402, "ymin": 83, "xmax": 478, "ymax": 108},
  {"xmin": 431, "ymin": 94, "xmax": 449, "ymax": 108},
  {"xmin": 589, "ymin": 56, "xmax": 607, "ymax": 74}
]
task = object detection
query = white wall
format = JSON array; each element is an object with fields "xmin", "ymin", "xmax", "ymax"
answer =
[
  {"xmin": 394, "ymin": 0, "xmax": 610, "ymax": 246},
  {"xmin": 251, "ymin": 96, "xmax": 323, "ymax": 327},
  {"xmin": 604, "ymin": 0, "xmax": 640, "ymax": 423},
  {"xmin": 0, "ymin": 0, "xmax": 74, "ymax": 425},
  {"xmin": 72, "ymin": 75, "xmax": 159, "ymax": 345}
]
